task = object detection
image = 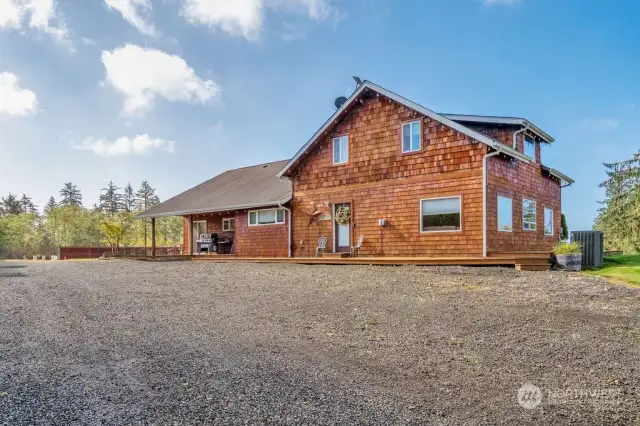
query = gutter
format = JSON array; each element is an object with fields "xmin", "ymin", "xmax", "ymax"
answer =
[
  {"xmin": 483, "ymin": 149, "xmax": 501, "ymax": 257},
  {"xmin": 277, "ymin": 197, "xmax": 293, "ymax": 258}
]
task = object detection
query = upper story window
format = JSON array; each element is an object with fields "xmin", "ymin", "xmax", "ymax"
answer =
[
  {"xmin": 524, "ymin": 136, "xmax": 536, "ymax": 159},
  {"xmin": 332, "ymin": 135, "xmax": 349, "ymax": 164},
  {"xmin": 249, "ymin": 208, "xmax": 285, "ymax": 226},
  {"xmin": 522, "ymin": 198, "xmax": 537, "ymax": 231},
  {"xmin": 402, "ymin": 120, "xmax": 422, "ymax": 153}
]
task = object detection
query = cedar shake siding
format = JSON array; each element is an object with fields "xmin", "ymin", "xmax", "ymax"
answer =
[
  {"xmin": 290, "ymin": 94, "xmax": 487, "ymax": 257},
  {"xmin": 182, "ymin": 208, "xmax": 288, "ymax": 257}
]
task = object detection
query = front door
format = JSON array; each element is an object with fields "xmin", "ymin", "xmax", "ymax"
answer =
[
  {"xmin": 192, "ymin": 220, "xmax": 207, "ymax": 253},
  {"xmin": 334, "ymin": 203, "xmax": 351, "ymax": 253}
]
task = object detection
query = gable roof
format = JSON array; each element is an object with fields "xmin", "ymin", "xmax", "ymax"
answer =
[
  {"xmin": 441, "ymin": 114, "xmax": 554, "ymax": 143},
  {"xmin": 277, "ymin": 80, "xmax": 532, "ymax": 178},
  {"xmin": 138, "ymin": 160, "xmax": 292, "ymax": 218}
]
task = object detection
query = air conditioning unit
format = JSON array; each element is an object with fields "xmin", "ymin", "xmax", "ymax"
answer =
[{"xmin": 570, "ymin": 231, "xmax": 604, "ymax": 268}]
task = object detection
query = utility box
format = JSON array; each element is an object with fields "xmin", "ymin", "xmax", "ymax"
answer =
[{"xmin": 570, "ymin": 231, "xmax": 604, "ymax": 268}]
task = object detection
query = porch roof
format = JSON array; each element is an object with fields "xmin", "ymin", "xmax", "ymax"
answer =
[{"xmin": 138, "ymin": 160, "xmax": 292, "ymax": 218}]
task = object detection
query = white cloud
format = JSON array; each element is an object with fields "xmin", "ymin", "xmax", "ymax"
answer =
[
  {"xmin": 80, "ymin": 36, "xmax": 96, "ymax": 46},
  {"xmin": 0, "ymin": 0, "xmax": 70, "ymax": 44},
  {"xmin": 483, "ymin": 0, "xmax": 520, "ymax": 5},
  {"xmin": 181, "ymin": 0, "xmax": 337, "ymax": 39},
  {"xmin": 0, "ymin": 72, "xmax": 38, "ymax": 118},
  {"xmin": 101, "ymin": 44, "xmax": 219, "ymax": 115},
  {"xmin": 72, "ymin": 134, "xmax": 176, "ymax": 157},
  {"xmin": 103, "ymin": 0, "xmax": 156, "ymax": 36},
  {"xmin": 579, "ymin": 118, "xmax": 620, "ymax": 131}
]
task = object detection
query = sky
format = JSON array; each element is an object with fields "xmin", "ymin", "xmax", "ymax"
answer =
[{"xmin": 1, "ymin": 0, "xmax": 639, "ymax": 231}]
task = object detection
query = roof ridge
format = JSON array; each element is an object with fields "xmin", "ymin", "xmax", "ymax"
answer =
[{"xmin": 223, "ymin": 159, "xmax": 290, "ymax": 173}]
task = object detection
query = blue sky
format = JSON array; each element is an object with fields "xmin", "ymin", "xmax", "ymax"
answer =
[{"xmin": 1, "ymin": 0, "xmax": 639, "ymax": 231}]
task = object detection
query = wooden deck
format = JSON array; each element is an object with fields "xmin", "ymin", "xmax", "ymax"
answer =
[{"xmin": 191, "ymin": 252, "xmax": 551, "ymax": 270}]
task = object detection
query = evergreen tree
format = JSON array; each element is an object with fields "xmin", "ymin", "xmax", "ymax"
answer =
[
  {"xmin": 135, "ymin": 181, "xmax": 160, "ymax": 247},
  {"xmin": 20, "ymin": 194, "xmax": 37, "ymax": 214},
  {"xmin": 99, "ymin": 181, "xmax": 124, "ymax": 216},
  {"xmin": 0, "ymin": 193, "xmax": 23, "ymax": 216},
  {"xmin": 560, "ymin": 213, "xmax": 569, "ymax": 240},
  {"xmin": 44, "ymin": 196, "xmax": 57, "ymax": 215},
  {"xmin": 123, "ymin": 183, "xmax": 136, "ymax": 212},
  {"xmin": 59, "ymin": 182, "xmax": 83, "ymax": 207},
  {"xmin": 595, "ymin": 150, "xmax": 640, "ymax": 251}
]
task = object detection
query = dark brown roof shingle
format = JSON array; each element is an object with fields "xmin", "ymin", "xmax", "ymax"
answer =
[{"xmin": 138, "ymin": 160, "xmax": 292, "ymax": 218}]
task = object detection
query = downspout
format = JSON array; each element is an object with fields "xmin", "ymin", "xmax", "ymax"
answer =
[
  {"xmin": 483, "ymin": 149, "xmax": 501, "ymax": 257},
  {"xmin": 512, "ymin": 125, "xmax": 528, "ymax": 150},
  {"xmin": 278, "ymin": 198, "xmax": 292, "ymax": 258}
]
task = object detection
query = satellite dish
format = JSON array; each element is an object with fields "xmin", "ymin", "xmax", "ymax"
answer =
[{"xmin": 334, "ymin": 96, "xmax": 348, "ymax": 109}]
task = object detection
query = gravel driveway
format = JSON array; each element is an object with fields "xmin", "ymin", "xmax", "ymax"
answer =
[{"xmin": 1, "ymin": 260, "xmax": 639, "ymax": 425}]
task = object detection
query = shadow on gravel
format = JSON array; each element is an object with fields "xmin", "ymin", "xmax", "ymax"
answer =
[{"xmin": 0, "ymin": 264, "xmax": 27, "ymax": 277}]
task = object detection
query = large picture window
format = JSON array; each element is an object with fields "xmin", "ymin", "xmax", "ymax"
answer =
[
  {"xmin": 522, "ymin": 199, "xmax": 537, "ymax": 231},
  {"xmin": 402, "ymin": 120, "xmax": 421, "ymax": 153},
  {"xmin": 497, "ymin": 196, "xmax": 513, "ymax": 232},
  {"xmin": 420, "ymin": 196, "xmax": 461, "ymax": 232},
  {"xmin": 333, "ymin": 135, "xmax": 349, "ymax": 164},
  {"xmin": 248, "ymin": 208, "xmax": 285, "ymax": 226},
  {"xmin": 544, "ymin": 207, "xmax": 553, "ymax": 236}
]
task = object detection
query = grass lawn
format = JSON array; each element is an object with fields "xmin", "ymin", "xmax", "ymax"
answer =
[{"xmin": 585, "ymin": 254, "xmax": 640, "ymax": 286}]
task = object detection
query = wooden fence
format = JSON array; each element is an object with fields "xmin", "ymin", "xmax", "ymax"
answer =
[{"xmin": 58, "ymin": 246, "xmax": 181, "ymax": 259}]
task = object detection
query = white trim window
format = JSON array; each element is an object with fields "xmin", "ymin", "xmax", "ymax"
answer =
[
  {"xmin": 522, "ymin": 199, "xmax": 537, "ymax": 231},
  {"xmin": 332, "ymin": 135, "xmax": 348, "ymax": 164},
  {"xmin": 497, "ymin": 195, "xmax": 513, "ymax": 232},
  {"xmin": 248, "ymin": 208, "xmax": 285, "ymax": 226},
  {"xmin": 420, "ymin": 196, "xmax": 462, "ymax": 233},
  {"xmin": 402, "ymin": 120, "xmax": 421, "ymax": 153},
  {"xmin": 222, "ymin": 218, "xmax": 235, "ymax": 231},
  {"xmin": 524, "ymin": 136, "xmax": 536, "ymax": 159},
  {"xmin": 544, "ymin": 207, "xmax": 554, "ymax": 236}
]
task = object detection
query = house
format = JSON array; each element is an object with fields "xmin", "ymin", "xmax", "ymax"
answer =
[{"xmin": 139, "ymin": 80, "xmax": 573, "ymax": 259}]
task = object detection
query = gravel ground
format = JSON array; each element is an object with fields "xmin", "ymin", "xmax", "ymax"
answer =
[{"xmin": 1, "ymin": 260, "xmax": 639, "ymax": 425}]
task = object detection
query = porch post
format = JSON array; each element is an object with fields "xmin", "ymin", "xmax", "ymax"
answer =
[
  {"xmin": 151, "ymin": 217, "xmax": 156, "ymax": 258},
  {"xmin": 189, "ymin": 214, "xmax": 194, "ymax": 255}
]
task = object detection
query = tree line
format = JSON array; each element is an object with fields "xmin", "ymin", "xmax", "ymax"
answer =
[
  {"xmin": 595, "ymin": 150, "xmax": 640, "ymax": 252},
  {"xmin": 0, "ymin": 181, "xmax": 182, "ymax": 258}
]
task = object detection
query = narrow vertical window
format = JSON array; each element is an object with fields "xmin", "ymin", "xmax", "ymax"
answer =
[
  {"xmin": 497, "ymin": 196, "xmax": 513, "ymax": 232},
  {"xmin": 402, "ymin": 120, "xmax": 421, "ymax": 153},
  {"xmin": 522, "ymin": 199, "xmax": 537, "ymax": 231},
  {"xmin": 524, "ymin": 136, "xmax": 536, "ymax": 159},
  {"xmin": 544, "ymin": 207, "xmax": 553, "ymax": 236},
  {"xmin": 333, "ymin": 136, "xmax": 348, "ymax": 164}
]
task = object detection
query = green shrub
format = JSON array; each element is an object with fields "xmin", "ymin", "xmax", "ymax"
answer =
[{"xmin": 553, "ymin": 241, "xmax": 582, "ymax": 254}]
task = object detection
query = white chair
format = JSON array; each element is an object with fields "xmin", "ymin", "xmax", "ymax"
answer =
[
  {"xmin": 351, "ymin": 235, "xmax": 364, "ymax": 257},
  {"xmin": 315, "ymin": 236, "xmax": 328, "ymax": 257}
]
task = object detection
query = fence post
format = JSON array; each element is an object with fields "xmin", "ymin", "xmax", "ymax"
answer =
[{"xmin": 151, "ymin": 217, "xmax": 156, "ymax": 259}]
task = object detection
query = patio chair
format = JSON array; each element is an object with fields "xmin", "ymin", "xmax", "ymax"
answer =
[
  {"xmin": 315, "ymin": 236, "xmax": 328, "ymax": 257},
  {"xmin": 351, "ymin": 235, "xmax": 364, "ymax": 257}
]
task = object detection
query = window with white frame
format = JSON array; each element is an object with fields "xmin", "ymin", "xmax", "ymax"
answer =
[
  {"xmin": 497, "ymin": 195, "xmax": 513, "ymax": 232},
  {"xmin": 222, "ymin": 218, "xmax": 235, "ymax": 231},
  {"xmin": 522, "ymin": 199, "xmax": 537, "ymax": 231},
  {"xmin": 248, "ymin": 208, "xmax": 285, "ymax": 226},
  {"xmin": 420, "ymin": 196, "xmax": 461, "ymax": 232},
  {"xmin": 524, "ymin": 136, "xmax": 536, "ymax": 159},
  {"xmin": 544, "ymin": 207, "xmax": 553, "ymax": 236},
  {"xmin": 332, "ymin": 135, "xmax": 348, "ymax": 164},
  {"xmin": 402, "ymin": 120, "xmax": 421, "ymax": 153}
]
